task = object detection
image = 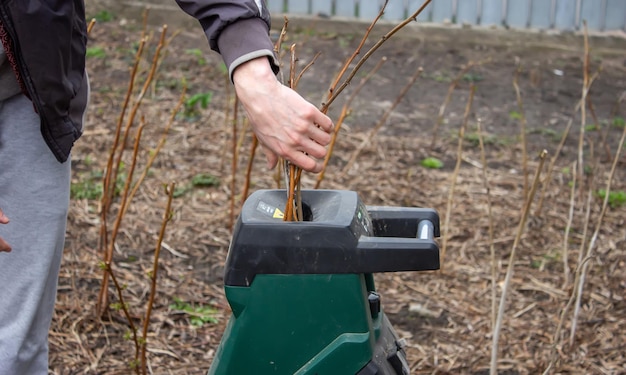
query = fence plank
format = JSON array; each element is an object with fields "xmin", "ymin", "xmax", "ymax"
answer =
[
  {"xmin": 409, "ymin": 0, "xmax": 433, "ymax": 22},
  {"xmin": 506, "ymin": 0, "xmax": 531, "ymax": 28},
  {"xmin": 311, "ymin": 0, "xmax": 332, "ymax": 16},
  {"xmin": 336, "ymin": 0, "xmax": 356, "ymax": 18},
  {"xmin": 530, "ymin": 0, "xmax": 553, "ymax": 29},
  {"xmin": 432, "ymin": 0, "xmax": 454, "ymax": 23},
  {"xmin": 267, "ymin": 0, "xmax": 284, "ymax": 13},
  {"xmin": 605, "ymin": 0, "xmax": 626, "ymax": 30},
  {"xmin": 580, "ymin": 0, "xmax": 605, "ymax": 31},
  {"xmin": 286, "ymin": 0, "xmax": 308, "ymax": 15},
  {"xmin": 554, "ymin": 0, "xmax": 577, "ymax": 30},
  {"xmin": 457, "ymin": 0, "xmax": 479, "ymax": 25},
  {"xmin": 358, "ymin": 0, "xmax": 382, "ymax": 19},
  {"xmin": 481, "ymin": 0, "xmax": 504, "ymax": 26},
  {"xmin": 383, "ymin": 0, "xmax": 406, "ymax": 20}
]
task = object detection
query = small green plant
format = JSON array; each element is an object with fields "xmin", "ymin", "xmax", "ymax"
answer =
[
  {"xmin": 462, "ymin": 73, "xmax": 483, "ymax": 82},
  {"xmin": 531, "ymin": 250, "xmax": 561, "ymax": 270},
  {"xmin": 183, "ymin": 92, "xmax": 213, "ymax": 118},
  {"xmin": 71, "ymin": 167, "xmax": 125, "ymax": 200},
  {"xmin": 421, "ymin": 157, "xmax": 443, "ymax": 169},
  {"xmin": 172, "ymin": 173, "xmax": 221, "ymax": 198},
  {"xmin": 464, "ymin": 132, "xmax": 501, "ymax": 147},
  {"xmin": 612, "ymin": 116, "xmax": 625, "ymax": 128},
  {"xmin": 509, "ymin": 110, "xmax": 523, "ymax": 121},
  {"xmin": 71, "ymin": 171, "xmax": 104, "ymax": 200},
  {"xmin": 596, "ymin": 189, "xmax": 626, "ymax": 209},
  {"xmin": 192, "ymin": 173, "xmax": 220, "ymax": 187},
  {"xmin": 584, "ymin": 123, "xmax": 599, "ymax": 131},
  {"xmin": 217, "ymin": 62, "xmax": 228, "ymax": 76},
  {"xmin": 93, "ymin": 10, "xmax": 114, "ymax": 22},
  {"xmin": 427, "ymin": 72, "xmax": 452, "ymax": 83},
  {"xmin": 170, "ymin": 298, "xmax": 218, "ymax": 327},
  {"xmin": 185, "ymin": 48, "xmax": 206, "ymax": 65},
  {"xmin": 86, "ymin": 46, "xmax": 106, "ymax": 59}
]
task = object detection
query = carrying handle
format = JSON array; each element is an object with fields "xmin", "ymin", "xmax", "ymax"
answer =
[
  {"xmin": 418, "ymin": 219, "xmax": 434, "ymax": 240},
  {"xmin": 355, "ymin": 207, "xmax": 441, "ymax": 273}
]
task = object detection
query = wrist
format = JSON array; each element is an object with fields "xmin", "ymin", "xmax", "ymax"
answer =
[{"xmin": 232, "ymin": 57, "xmax": 278, "ymax": 87}]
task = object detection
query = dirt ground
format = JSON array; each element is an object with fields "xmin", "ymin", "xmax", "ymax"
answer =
[{"xmin": 51, "ymin": 5, "xmax": 625, "ymax": 375}]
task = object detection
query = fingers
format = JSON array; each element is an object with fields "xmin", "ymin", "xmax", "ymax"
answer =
[
  {"xmin": 0, "ymin": 237, "xmax": 11, "ymax": 253},
  {"xmin": 0, "ymin": 208, "xmax": 8, "ymax": 224},
  {"xmin": 0, "ymin": 208, "xmax": 10, "ymax": 252}
]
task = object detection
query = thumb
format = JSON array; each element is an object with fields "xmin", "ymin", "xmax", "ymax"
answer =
[
  {"xmin": 0, "ymin": 237, "xmax": 11, "ymax": 253},
  {"xmin": 260, "ymin": 146, "xmax": 279, "ymax": 170}
]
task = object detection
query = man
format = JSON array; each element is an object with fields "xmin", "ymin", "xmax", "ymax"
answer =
[{"xmin": 0, "ymin": 0, "xmax": 332, "ymax": 372}]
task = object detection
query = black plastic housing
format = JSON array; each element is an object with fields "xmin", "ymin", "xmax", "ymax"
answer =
[{"xmin": 224, "ymin": 190, "xmax": 440, "ymax": 287}]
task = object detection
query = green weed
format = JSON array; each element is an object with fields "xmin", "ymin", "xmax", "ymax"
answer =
[
  {"xmin": 86, "ymin": 46, "xmax": 106, "ymax": 59},
  {"xmin": 421, "ymin": 157, "xmax": 443, "ymax": 169},
  {"xmin": 192, "ymin": 173, "xmax": 220, "ymax": 187},
  {"xmin": 93, "ymin": 10, "xmax": 114, "ymax": 22},
  {"xmin": 531, "ymin": 250, "xmax": 561, "ymax": 270},
  {"xmin": 462, "ymin": 73, "xmax": 483, "ymax": 82},
  {"xmin": 170, "ymin": 298, "xmax": 218, "ymax": 327},
  {"xmin": 596, "ymin": 189, "xmax": 626, "ymax": 209},
  {"xmin": 71, "ymin": 168, "xmax": 125, "ymax": 200},
  {"xmin": 185, "ymin": 48, "xmax": 206, "ymax": 65},
  {"xmin": 172, "ymin": 173, "xmax": 221, "ymax": 198},
  {"xmin": 183, "ymin": 92, "xmax": 213, "ymax": 118}
]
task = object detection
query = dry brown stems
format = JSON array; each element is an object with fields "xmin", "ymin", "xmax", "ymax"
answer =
[
  {"xmin": 490, "ymin": 149, "xmax": 547, "ymax": 375},
  {"xmin": 441, "ymin": 85, "xmax": 476, "ymax": 269},
  {"xmin": 92, "ymin": 19, "xmax": 184, "ymax": 373}
]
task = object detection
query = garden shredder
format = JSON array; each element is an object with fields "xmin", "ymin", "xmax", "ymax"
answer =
[{"xmin": 208, "ymin": 189, "xmax": 440, "ymax": 374}]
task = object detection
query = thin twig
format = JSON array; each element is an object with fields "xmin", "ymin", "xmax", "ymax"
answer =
[
  {"xmin": 241, "ymin": 135, "xmax": 258, "ymax": 204},
  {"xmin": 429, "ymin": 58, "xmax": 491, "ymax": 150},
  {"xmin": 562, "ymin": 161, "xmax": 577, "ymax": 288},
  {"xmin": 97, "ymin": 117, "xmax": 147, "ymax": 316},
  {"xmin": 491, "ymin": 149, "xmax": 548, "ymax": 375},
  {"xmin": 576, "ymin": 21, "xmax": 590, "ymax": 197},
  {"xmin": 325, "ymin": 0, "xmax": 389, "ymax": 102},
  {"xmin": 121, "ymin": 85, "xmax": 187, "ymax": 220},
  {"xmin": 441, "ymin": 85, "xmax": 476, "ymax": 269},
  {"xmin": 570, "ymin": 122, "xmax": 625, "ymax": 346},
  {"xmin": 321, "ymin": 0, "xmax": 433, "ymax": 114},
  {"xmin": 87, "ymin": 19, "xmax": 96, "ymax": 35},
  {"xmin": 341, "ymin": 66, "xmax": 423, "ymax": 176},
  {"xmin": 534, "ymin": 120, "xmax": 572, "ymax": 216},
  {"xmin": 229, "ymin": 95, "xmax": 239, "ymax": 232},
  {"xmin": 476, "ymin": 118, "xmax": 497, "ymax": 330},
  {"xmin": 140, "ymin": 182, "xmax": 176, "ymax": 374},
  {"xmin": 513, "ymin": 65, "xmax": 529, "ymax": 199},
  {"xmin": 315, "ymin": 56, "xmax": 387, "ymax": 189}
]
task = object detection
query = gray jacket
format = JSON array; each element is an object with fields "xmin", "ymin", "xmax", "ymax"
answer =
[{"xmin": 175, "ymin": 0, "xmax": 279, "ymax": 79}]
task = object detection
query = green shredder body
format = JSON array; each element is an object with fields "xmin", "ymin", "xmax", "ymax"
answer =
[{"xmin": 208, "ymin": 190, "xmax": 440, "ymax": 375}]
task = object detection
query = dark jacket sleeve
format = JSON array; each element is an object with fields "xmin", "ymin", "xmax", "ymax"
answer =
[{"xmin": 175, "ymin": 0, "xmax": 279, "ymax": 79}]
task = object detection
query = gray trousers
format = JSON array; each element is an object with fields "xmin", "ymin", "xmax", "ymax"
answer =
[{"xmin": 0, "ymin": 94, "xmax": 71, "ymax": 374}]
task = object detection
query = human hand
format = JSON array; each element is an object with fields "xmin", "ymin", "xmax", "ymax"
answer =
[
  {"xmin": 0, "ymin": 208, "xmax": 11, "ymax": 253},
  {"xmin": 232, "ymin": 57, "xmax": 333, "ymax": 173}
]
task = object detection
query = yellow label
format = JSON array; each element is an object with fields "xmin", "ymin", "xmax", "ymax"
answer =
[{"xmin": 273, "ymin": 208, "xmax": 284, "ymax": 219}]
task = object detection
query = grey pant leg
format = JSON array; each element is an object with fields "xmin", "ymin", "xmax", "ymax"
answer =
[{"xmin": 0, "ymin": 94, "xmax": 71, "ymax": 374}]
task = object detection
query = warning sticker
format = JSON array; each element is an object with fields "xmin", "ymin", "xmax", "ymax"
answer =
[{"xmin": 256, "ymin": 201, "xmax": 284, "ymax": 219}]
